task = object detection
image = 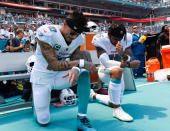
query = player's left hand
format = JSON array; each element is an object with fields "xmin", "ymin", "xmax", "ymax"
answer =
[
  {"xmin": 116, "ymin": 42, "xmax": 124, "ymax": 56},
  {"xmin": 62, "ymin": 68, "xmax": 79, "ymax": 87}
]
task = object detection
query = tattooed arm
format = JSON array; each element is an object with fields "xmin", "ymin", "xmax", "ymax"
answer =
[
  {"xmin": 70, "ymin": 46, "xmax": 96, "ymax": 74},
  {"xmin": 38, "ymin": 40, "xmax": 79, "ymax": 71}
]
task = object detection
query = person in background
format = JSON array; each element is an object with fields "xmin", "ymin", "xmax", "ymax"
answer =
[
  {"xmin": 5, "ymin": 30, "xmax": 24, "ymax": 52},
  {"xmin": 0, "ymin": 25, "xmax": 9, "ymax": 39},
  {"xmin": 131, "ymin": 25, "xmax": 147, "ymax": 78},
  {"xmin": 7, "ymin": 26, "xmax": 15, "ymax": 38},
  {"xmin": 156, "ymin": 25, "xmax": 169, "ymax": 68},
  {"xmin": 5, "ymin": 34, "xmax": 14, "ymax": 52}
]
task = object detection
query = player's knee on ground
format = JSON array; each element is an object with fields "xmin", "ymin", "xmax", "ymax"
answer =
[
  {"xmin": 110, "ymin": 68, "xmax": 122, "ymax": 79},
  {"xmin": 36, "ymin": 107, "xmax": 50, "ymax": 125}
]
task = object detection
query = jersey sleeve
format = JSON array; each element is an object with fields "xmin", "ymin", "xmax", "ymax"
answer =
[
  {"xmin": 92, "ymin": 34, "xmax": 107, "ymax": 51},
  {"xmin": 36, "ymin": 25, "xmax": 54, "ymax": 47}
]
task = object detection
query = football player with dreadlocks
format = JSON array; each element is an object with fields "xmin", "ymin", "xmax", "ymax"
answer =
[{"xmin": 91, "ymin": 23, "xmax": 140, "ymax": 122}]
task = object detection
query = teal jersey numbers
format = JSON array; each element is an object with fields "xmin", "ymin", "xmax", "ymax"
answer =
[{"xmin": 48, "ymin": 26, "xmax": 57, "ymax": 32}]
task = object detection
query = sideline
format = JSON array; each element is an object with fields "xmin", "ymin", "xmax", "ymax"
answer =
[
  {"xmin": 136, "ymin": 82, "xmax": 160, "ymax": 87},
  {"xmin": 0, "ymin": 107, "xmax": 32, "ymax": 115}
]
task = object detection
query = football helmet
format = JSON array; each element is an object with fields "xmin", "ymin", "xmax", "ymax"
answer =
[
  {"xmin": 60, "ymin": 89, "xmax": 77, "ymax": 106},
  {"xmin": 87, "ymin": 21, "xmax": 99, "ymax": 33},
  {"xmin": 25, "ymin": 55, "xmax": 36, "ymax": 73}
]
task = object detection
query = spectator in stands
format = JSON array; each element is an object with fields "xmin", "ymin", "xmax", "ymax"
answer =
[
  {"xmin": 5, "ymin": 34, "xmax": 14, "ymax": 52},
  {"xmin": 23, "ymin": 27, "xmax": 30, "ymax": 43},
  {"xmin": 6, "ymin": 30, "xmax": 24, "ymax": 52},
  {"xmin": 23, "ymin": 40, "xmax": 31, "ymax": 52},
  {"xmin": 29, "ymin": 26, "xmax": 35, "ymax": 42},
  {"xmin": 0, "ymin": 25, "xmax": 4, "ymax": 40},
  {"xmin": 7, "ymin": 26, "xmax": 15, "ymax": 38},
  {"xmin": 131, "ymin": 25, "xmax": 147, "ymax": 78},
  {"xmin": 0, "ymin": 25, "xmax": 9, "ymax": 39},
  {"xmin": 156, "ymin": 25, "xmax": 169, "ymax": 68}
]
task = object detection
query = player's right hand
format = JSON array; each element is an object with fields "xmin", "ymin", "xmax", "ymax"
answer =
[
  {"xmin": 130, "ymin": 60, "xmax": 140, "ymax": 69},
  {"xmin": 62, "ymin": 68, "xmax": 79, "ymax": 87},
  {"xmin": 84, "ymin": 61, "xmax": 96, "ymax": 74},
  {"xmin": 116, "ymin": 42, "xmax": 124, "ymax": 56}
]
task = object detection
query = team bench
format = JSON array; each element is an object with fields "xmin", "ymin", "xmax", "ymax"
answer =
[
  {"xmin": 0, "ymin": 52, "xmax": 34, "ymax": 81},
  {"xmin": 0, "ymin": 52, "xmax": 34, "ymax": 105}
]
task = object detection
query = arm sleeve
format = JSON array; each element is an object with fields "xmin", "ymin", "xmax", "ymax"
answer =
[
  {"xmin": 99, "ymin": 53, "xmax": 121, "ymax": 68},
  {"xmin": 92, "ymin": 34, "xmax": 107, "ymax": 52}
]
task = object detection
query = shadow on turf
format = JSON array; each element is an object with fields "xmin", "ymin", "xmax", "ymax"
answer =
[{"xmin": 122, "ymin": 103, "xmax": 167, "ymax": 120}]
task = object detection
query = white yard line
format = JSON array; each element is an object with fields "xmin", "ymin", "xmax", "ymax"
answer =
[{"xmin": 136, "ymin": 82, "xmax": 160, "ymax": 87}]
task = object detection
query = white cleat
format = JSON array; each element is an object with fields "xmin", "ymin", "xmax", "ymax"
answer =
[
  {"xmin": 89, "ymin": 89, "xmax": 96, "ymax": 102},
  {"xmin": 113, "ymin": 107, "xmax": 133, "ymax": 122}
]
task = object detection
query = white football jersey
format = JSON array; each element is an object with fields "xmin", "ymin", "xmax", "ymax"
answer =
[
  {"xmin": 92, "ymin": 32, "xmax": 132, "ymax": 62},
  {"xmin": 92, "ymin": 33, "xmax": 117, "ymax": 56},
  {"xmin": 92, "ymin": 33, "xmax": 132, "ymax": 54},
  {"xmin": 33, "ymin": 25, "xmax": 84, "ymax": 73}
]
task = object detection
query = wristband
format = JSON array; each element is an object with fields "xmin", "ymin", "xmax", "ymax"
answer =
[
  {"xmin": 127, "ymin": 55, "xmax": 131, "ymax": 62},
  {"xmin": 122, "ymin": 55, "xmax": 131, "ymax": 62},
  {"xmin": 121, "ymin": 55, "xmax": 128, "ymax": 61},
  {"xmin": 79, "ymin": 59, "xmax": 84, "ymax": 68}
]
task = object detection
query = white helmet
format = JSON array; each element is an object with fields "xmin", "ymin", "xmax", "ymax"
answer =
[
  {"xmin": 87, "ymin": 21, "xmax": 99, "ymax": 33},
  {"xmin": 25, "ymin": 55, "xmax": 36, "ymax": 73},
  {"xmin": 60, "ymin": 89, "xmax": 77, "ymax": 106}
]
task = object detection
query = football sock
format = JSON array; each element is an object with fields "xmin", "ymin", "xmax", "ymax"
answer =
[{"xmin": 77, "ymin": 70, "xmax": 90, "ymax": 114}]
